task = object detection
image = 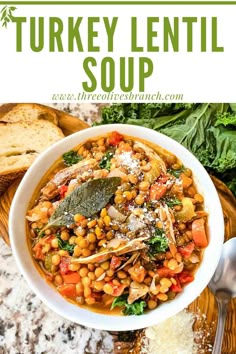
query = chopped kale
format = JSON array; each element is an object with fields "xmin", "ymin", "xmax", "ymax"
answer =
[
  {"xmin": 63, "ymin": 150, "xmax": 83, "ymax": 166},
  {"xmin": 56, "ymin": 234, "xmax": 75, "ymax": 255},
  {"xmin": 99, "ymin": 151, "xmax": 114, "ymax": 171},
  {"xmin": 167, "ymin": 166, "xmax": 185, "ymax": 178},
  {"xmin": 147, "ymin": 228, "xmax": 169, "ymax": 256},
  {"xmin": 111, "ymin": 294, "xmax": 147, "ymax": 316},
  {"xmin": 162, "ymin": 197, "xmax": 182, "ymax": 207},
  {"xmin": 35, "ymin": 228, "xmax": 45, "ymax": 238}
]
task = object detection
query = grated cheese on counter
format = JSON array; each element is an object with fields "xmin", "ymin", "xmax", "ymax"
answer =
[{"xmin": 141, "ymin": 311, "xmax": 198, "ymax": 354}]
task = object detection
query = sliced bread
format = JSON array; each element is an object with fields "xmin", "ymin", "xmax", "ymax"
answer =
[
  {"xmin": 0, "ymin": 118, "xmax": 64, "ymax": 195},
  {"xmin": 0, "ymin": 103, "xmax": 59, "ymax": 125}
]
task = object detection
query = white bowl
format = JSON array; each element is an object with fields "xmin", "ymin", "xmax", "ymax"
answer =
[{"xmin": 9, "ymin": 124, "xmax": 224, "ymax": 331}]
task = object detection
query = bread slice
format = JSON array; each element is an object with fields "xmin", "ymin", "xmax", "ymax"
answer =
[
  {"xmin": 0, "ymin": 103, "xmax": 59, "ymax": 125},
  {"xmin": 0, "ymin": 119, "xmax": 64, "ymax": 194}
]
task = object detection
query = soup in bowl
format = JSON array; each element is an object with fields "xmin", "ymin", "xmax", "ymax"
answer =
[{"xmin": 9, "ymin": 124, "xmax": 224, "ymax": 331}]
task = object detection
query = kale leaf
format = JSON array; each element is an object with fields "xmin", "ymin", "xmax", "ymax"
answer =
[
  {"xmin": 162, "ymin": 197, "xmax": 182, "ymax": 207},
  {"xmin": 167, "ymin": 165, "xmax": 185, "ymax": 178},
  {"xmin": 111, "ymin": 294, "xmax": 127, "ymax": 309},
  {"xmin": 57, "ymin": 234, "xmax": 75, "ymax": 255},
  {"xmin": 123, "ymin": 301, "xmax": 147, "ymax": 316},
  {"xmin": 111, "ymin": 294, "xmax": 147, "ymax": 316},
  {"xmin": 147, "ymin": 228, "xmax": 169, "ymax": 255},
  {"xmin": 99, "ymin": 151, "xmax": 114, "ymax": 171},
  {"xmin": 35, "ymin": 228, "xmax": 45, "ymax": 238},
  {"xmin": 63, "ymin": 150, "xmax": 83, "ymax": 166},
  {"xmin": 215, "ymin": 112, "xmax": 236, "ymax": 127},
  {"xmin": 226, "ymin": 176, "xmax": 236, "ymax": 196}
]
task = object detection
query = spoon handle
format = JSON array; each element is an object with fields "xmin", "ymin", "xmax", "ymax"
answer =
[{"xmin": 212, "ymin": 299, "xmax": 228, "ymax": 354}]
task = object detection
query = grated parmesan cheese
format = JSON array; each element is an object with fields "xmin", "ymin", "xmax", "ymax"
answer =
[
  {"xmin": 118, "ymin": 151, "xmax": 140, "ymax": 174},
  {"xmin": 141, "ymin": 311, "xmax": 198, "ymax": 354}
]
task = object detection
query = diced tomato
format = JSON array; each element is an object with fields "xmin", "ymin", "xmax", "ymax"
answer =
[
  {"xmin": 110, "ymin": 283, "xmax": 126, "ymax": 297},
  {"xmin": 44, "ymin": 235, "xmax": 55, "ymax": 244},
  {"xmin": 58, "ymin": 284, "xmax": 76, "ymax": 298},
  {"xmin": 33, "ymin": 243, "xmax": 44, "ymax": 260},
  {"xmin": 107, "ymin": 131, "xmax": 123, "ymax": 146},
  {"xmin": 59, "ymin": 185, "xmax": 68, "ymax": 199},
  {"xmin": 62, "ymin": 272, "xmax": 81, "ymax": 284},
  {"xmin": 59, "ymin": 257, "xmax": 70, "ymax": 275},
  {"xmin": 110, "ymin": 256, "xmax": 122, "ymax": 270},
  {"xmin": 178, "ymin": 242, "xmax": 195, "ymax": 259},
  {"xmin": 158, "ymin": 175, "xmax": 169, "ymax": 184},
  {"xmin": 178, "ymin": 271, "xmax": 194, "ymax": 285},
  {"xmin": 170, "ymin": 278, "xmax": 182, "ymax": 293},
  {"xmin": 149, "ymin": 184, "xmax": 167, "ymax": 200},
  {"xmin": 192, "ymin": 218, "xmax": 208, "ymax": 247},
  {"xmin": 156, "ymin": 267, "xmax": 175, "ymax": 278}
]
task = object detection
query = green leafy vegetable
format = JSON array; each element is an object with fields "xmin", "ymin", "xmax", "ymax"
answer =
[
  {"xmin": 99, "ymin": 151, "xmax": 114, "ymax": 171},
  {"xmin": 97, "ymin": 103, "xmax": 236, "ymax": 197},
  {"xmin": 215, "ymin": 112, "xmax": 236, "ymax": 127},
  {"xmin": 147, "ymin": 228, "xmax": 169, "ymax": 255},
  {"xmin": 45, "ymin": 177, "xmax": 121, "ymax": 229},
  {"xmin": 123, "ymin": 301, "xmax": 147, "ymax": 316},
  {"xmin": 63, "ymin": 150, "xmax": 82, "ymax": 166},
  {"xmin": 167, "ymin": 166, "xmax": 185, "ymax": 178},
  {"xmin": 111, "ymin": 294, "xmax": 147, "ymax": 316},
  {"xmin": 95, "ymin": 103, "xmax": 196, "ymax": 129},
  {"xmin": 226, "ymin": 178, "xmax": 236, "ymax": 196},
  {"xmin": 111, "ymin": 294, "xmax": 127, "ymax": 309},
  {"xmin": 35, "ymin": 228, "xmax": 45, "ymax": 238},
  {"xmin": 162, "ymin": 197, "xmax": 182, "ymax": 207},
  {"xmin": 57, "ymin": 235, "xmax": 75, "ymax": 255}
]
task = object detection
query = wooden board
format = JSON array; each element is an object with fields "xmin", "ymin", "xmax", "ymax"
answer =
[{"xmin": 0, "ymin": 108, "xmax": 236, "ymax": 353}]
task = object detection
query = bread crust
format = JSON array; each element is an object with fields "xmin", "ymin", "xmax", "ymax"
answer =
[
  {"xmin": 0, "ymin": 104, "xmax": 65, "ymax": 195},
  {"xmin": 0, "ymin": 103, "xmax": 59, "ymax": 125}
]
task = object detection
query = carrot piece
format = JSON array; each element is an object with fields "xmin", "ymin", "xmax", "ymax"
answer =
[
  {"xmin": 192, "ymin": 218, "xmax": 208, "ymax": 247},
  {"xmin": 149, "ymin": 184, "xmax": 167, "ymax": 200},
  {"xmin": 58, "ymin": 284, "xmax": 76, "ymax": 298},
  {"xmin": 180, "ymin": 173, "xmax": 192, "ymax": 189},
  {"xmin": 33, "ymin": 243, "xmax": 44, "ymax": 260},
  {"xmin": 62, "ymin": 272, "xmax": 81, "ymax": 284}
]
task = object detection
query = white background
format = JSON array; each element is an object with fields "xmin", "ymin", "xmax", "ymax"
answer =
[{"xmin": 0, "ymin": 4, "xmax": 235, "ymax": 102}]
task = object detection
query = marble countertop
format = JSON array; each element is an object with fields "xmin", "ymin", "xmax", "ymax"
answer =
[
  {"xmin": 0, "ymin": 104, "xmax": 115, "ymax": 354},
  {"xmin": 0, "ymin": 239, "xmax": 114, "ymax": 354}
]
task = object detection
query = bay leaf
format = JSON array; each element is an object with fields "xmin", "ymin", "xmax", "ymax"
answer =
[{"xmin": 45, "ymin": 177, "xmax": 121, "ymax": 229}]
